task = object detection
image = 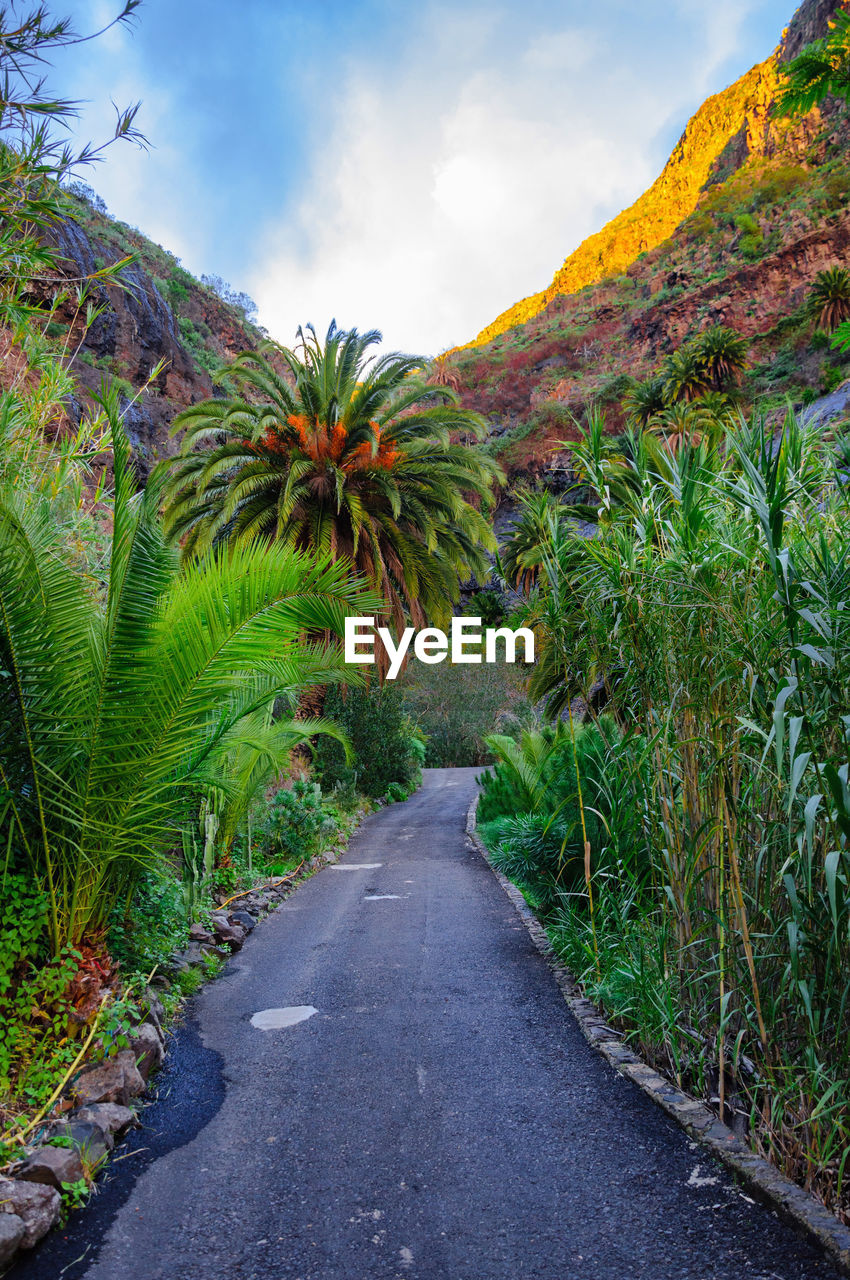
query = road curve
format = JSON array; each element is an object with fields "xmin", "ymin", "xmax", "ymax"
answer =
[{"xmin": 12, "ymin": 768, "xmax": 844, "ymax": 1280}]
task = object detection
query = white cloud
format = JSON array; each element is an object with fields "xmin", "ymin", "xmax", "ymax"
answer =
[{"xmin": 249, "ymin": 5, "xmax": 759, "ymax": 355}]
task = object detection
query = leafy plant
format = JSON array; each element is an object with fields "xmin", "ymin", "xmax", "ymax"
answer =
[
  {"xmin": 504, "ymin": 408, "xmax": 850, "ymax": 1220},
  {"xmin": 776, "ymin": 10, "xmax": 850, "ymax": 117},
  {"xmin": 163, "ymin": 322, "xmax": 502, "ymax": 639},
  {"xmin": 316, "ymin": 683, "xmax": 423, "ymax": 797},
  {"xmin": 266, "ymin": 780, "xmax": 337, "ymax": 861},
  {"xmin": 0, "ymin": 398, "xmax": 381, "ymax": 955}
]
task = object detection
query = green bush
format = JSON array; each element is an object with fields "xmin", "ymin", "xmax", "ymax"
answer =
[
  {"xmin": 385, "ymin": 781, "xmax": 409, "ymax": 804},
  {"xmin": 398, "ymin": 659, "xmax": 529, "ymax": 767},
  {"xmin": 735, "ymin": 213, "xmax": 763, "ymax": 260},
  {"xmin": 477, "ymin": 718, "xmax": 649, "ymax": 913},
  {"xmin": 266, "ymin": 779, "xmax": 338, "ymax": 861},
  {"xmin": 0, "ymin": 873, "xmax": 83, "ymax": 1107},
  {"xmin": 108, "ymin": 869, "xmax": 187, "ymax": 978},
  {"xmin": 316, "ymin": 684, "xmax": 423, "ymax": 797}
]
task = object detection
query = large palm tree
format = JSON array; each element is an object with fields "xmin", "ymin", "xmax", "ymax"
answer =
[
  {"xmin": 163, "ymin": 322, "xmax": 502, "ymax": 632},
  {"xmin": 0, "ymin": 403, "xmax": 380, "ymax": 955},
  {"xmin": 809, "ymin": 266, "xmax": 850, "ymax": 332}
]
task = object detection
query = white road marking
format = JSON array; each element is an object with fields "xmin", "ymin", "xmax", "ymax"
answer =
[
  {"xmin": 687, "ymin": 1164, "xmax": 719, "ymax": 1188},
  {"xmin": 250, "ymin": 1006, "xmax": 317, "ymax": 1030},
  {"xmin": 364, "ymin": 894, "xmax": 402, "ymax": 900},
  {"xmin": 416, "ymin": 1066, "xmax": 427, "ymax": 1096},
  {"xmin": 331, "ymin": 863, "xmax": 383, "ymax": 870}
]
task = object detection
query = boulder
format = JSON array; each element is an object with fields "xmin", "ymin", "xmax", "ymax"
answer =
[
  {"xmin": 210, "ymin": 919, "xmax": 245, "ymax": 950},
  {"xmin": 228, "ymin": 909, "xmax": 256, "ymax": 932},
  {"xmin": 72, "ymin": 1050, "xmax": 146, "ymax": 1107},
  {"xmin": 188, "ymin": 922, "xmax": 215, "ymax": 944},
  {"xmin": 127, "ymin": 1023, "xmax": 163, "ymax": 1082},
  {"xmin": 47, "ymin": 1120, "xmax": 112, "ymax": 1168},
  {"xmin": 0, "ymin": 1213, "xmax": 25, "ymax": 1264},
  {"xmin": 0, "ymin": 1178, "xmax": 61, "ymax": 1248},
  {"xmin": 179, "ymin": 942, "xmax": 205, "ymax": 966},
  {"xmin": 17, "ymin": 1145, "xmax": 84, "ymax": 1190},
  {"xmin": 142, "ymin": 985, "xmax": 166, "ymax": 1031},
  {"xmin": 199, "ymin": 942, "xmax": 230, "ymax": 961},
  {"xmin": 71, "ymin": 1103, "xmax": 137, "ymax": 1140}
]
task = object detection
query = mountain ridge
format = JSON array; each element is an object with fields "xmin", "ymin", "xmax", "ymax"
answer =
[{"xmin": 462, "ymin": 0, "xmax": 843, "ymax": 350}]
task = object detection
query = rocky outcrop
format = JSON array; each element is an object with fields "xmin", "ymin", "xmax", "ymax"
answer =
[{"xmin": 38, "ymin": 203, "xmax": 263, "ymax": 479}]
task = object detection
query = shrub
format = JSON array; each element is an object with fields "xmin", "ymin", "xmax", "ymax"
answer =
[
  {"xmin": 398, "ymin": 660, "xmax": 529, "ymax": 767},
  {"xmin": 735, "ymin": 213, "xmax": 763, "ymax": 260},
  {"xmin": 315, "ymin": 685, "xmax": 423, "ymax": 798},
  {"xmin": 107, "ymin": 869, "xmax": 187, "ymax": 978},
  {"xmin": 477, "ymin": 718, "xmax": 649, "ymax": 912},
  {"xmin": 266, "ymin": 780, "xmax": 338, "ymax": 861}
]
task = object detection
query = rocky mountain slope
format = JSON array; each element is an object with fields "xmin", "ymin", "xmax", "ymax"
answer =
[
  {"xmin": 449, "ymin": 0, "xmax": 850, "ymax": 478},
  {"xmin": 37, "ymin": 188, "xmax": 263, "ymax": 478}
]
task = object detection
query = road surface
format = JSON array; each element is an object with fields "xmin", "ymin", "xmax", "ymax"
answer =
[{"xmin": 13, "ymin": 768, "xmax": 843, "ymax": 1280}]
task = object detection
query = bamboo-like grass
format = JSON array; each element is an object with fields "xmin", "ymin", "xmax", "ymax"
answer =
[{"xmin": 519, "ymin": 410, "xmax": 850, "ymax": 1222}]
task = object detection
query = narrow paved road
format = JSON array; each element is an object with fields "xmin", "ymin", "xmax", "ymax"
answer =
[{"xmin": 14, "ymin": 769, "xmax": 843, "ymax": 1280}]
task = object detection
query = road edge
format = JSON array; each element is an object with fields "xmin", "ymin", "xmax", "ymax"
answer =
[{"xmin": 465, "ymin": 793, "xmax": 850, "ymax": 1275}]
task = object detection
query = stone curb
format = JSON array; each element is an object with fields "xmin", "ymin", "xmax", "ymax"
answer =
[{"xmin": 465, "ymin": 794, "xmax": 850, "ymax": 1275}]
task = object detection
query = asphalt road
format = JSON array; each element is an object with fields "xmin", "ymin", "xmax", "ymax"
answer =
[{"xmin": 12, "ymin": 768, "xmax": 845, "ymax": 1280}]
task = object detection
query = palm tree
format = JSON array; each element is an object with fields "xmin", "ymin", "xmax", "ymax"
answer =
[
  {"xmin": 776, "ymin": 11, "xmax": 850, "ymax": 117},
  {"xmin": 0, "ymin": 402, "xmax": 380, "ymax": 956},
  {"xmin": 662, "ymin": 345, "xmax": 710, "ymax": 404},
  {"xmin": 809, "ymin": 266, "xmax": 850, "ymax": 332},
  {"xmin": 622, "ymin": 375, "xmax": 667, "ymax": 428},
  {"xmin": 427, "ymin": 351, "xmax": 461, "ymax": 393},
  {"xmin": 693, "ymin": 326, "xmax": 748, "ymax": 391},
  {"xmin": 163, "ymin": 322, "xmax": 501, "ymax": 633},
  {"xmin": 499, "ymin": 489, "xmax": 566, "ymax": 593}
]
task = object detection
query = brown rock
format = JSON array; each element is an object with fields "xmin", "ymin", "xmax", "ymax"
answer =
[
  {"xmin": 211, "ymin": 919, "xmax": 246, "ymax": 950},
  {"xmin": 128, "ymin": 1022, "xmax": 164, "ymax": 1082},
  {"xmin": 188, "ymin": 922, "xmax": 215, "ymax": 944},
  {"xmin": 72, "ymin": 1103, "xmax": 137, "ymax": 1139},
  {"xmin": 0, "ymin": 1177, "xmax": 61, "ymax": 1248},
  {"xmin": 72, "ymin": 1049, "xmax": 146, "ymax": 1107},
  {"xmin": 17, "ymin": 1145, "xmax": 84, "ymax": 1190}
]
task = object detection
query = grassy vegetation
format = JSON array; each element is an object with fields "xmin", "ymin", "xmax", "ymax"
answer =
[{"xmin": 485, "ymin": 410, "xmax": 850, "ymax": 1223}]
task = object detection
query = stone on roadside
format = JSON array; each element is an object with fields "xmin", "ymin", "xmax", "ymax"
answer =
[
  {"xmin": 0, "ymin": 1178, "xmax": 61, "ymax": 1248},
  {"xmin": 210, "ymin": 919, "xmax": 246, "ymax": 950},
  {"xmin": 17, "ymin": 1144, "xmax": 84, "ymax": 1190},
  {"xmin": 228, "ymin": 909, "xmax": 256, "ymax": 932},
  {"xmin": 47, "ymin": 1120, "xmax": 113, "ymax": 1168},
  {"xmin": 72, "ymin": 1049, "xmax": 146, "ymax": 1107},
  {"xmin": 72, "ymin": 1103, "xmax": 137, "ymax": 1139},
  {"xmin": 0, "ymin": 1213, "xmax": 25, "ymax": 1264},
  {"xmin": 188, "ymin": 922, "xmax": 215, "ymax": 944},
  {"xmin": 128, "ymin": 1023, "xmax": 164, "ymax": 1082}
]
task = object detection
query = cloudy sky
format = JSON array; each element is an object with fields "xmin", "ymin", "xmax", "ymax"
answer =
[{"xmin": 55, "ymin": 0, "xmax": 793, "ymax": 354}]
